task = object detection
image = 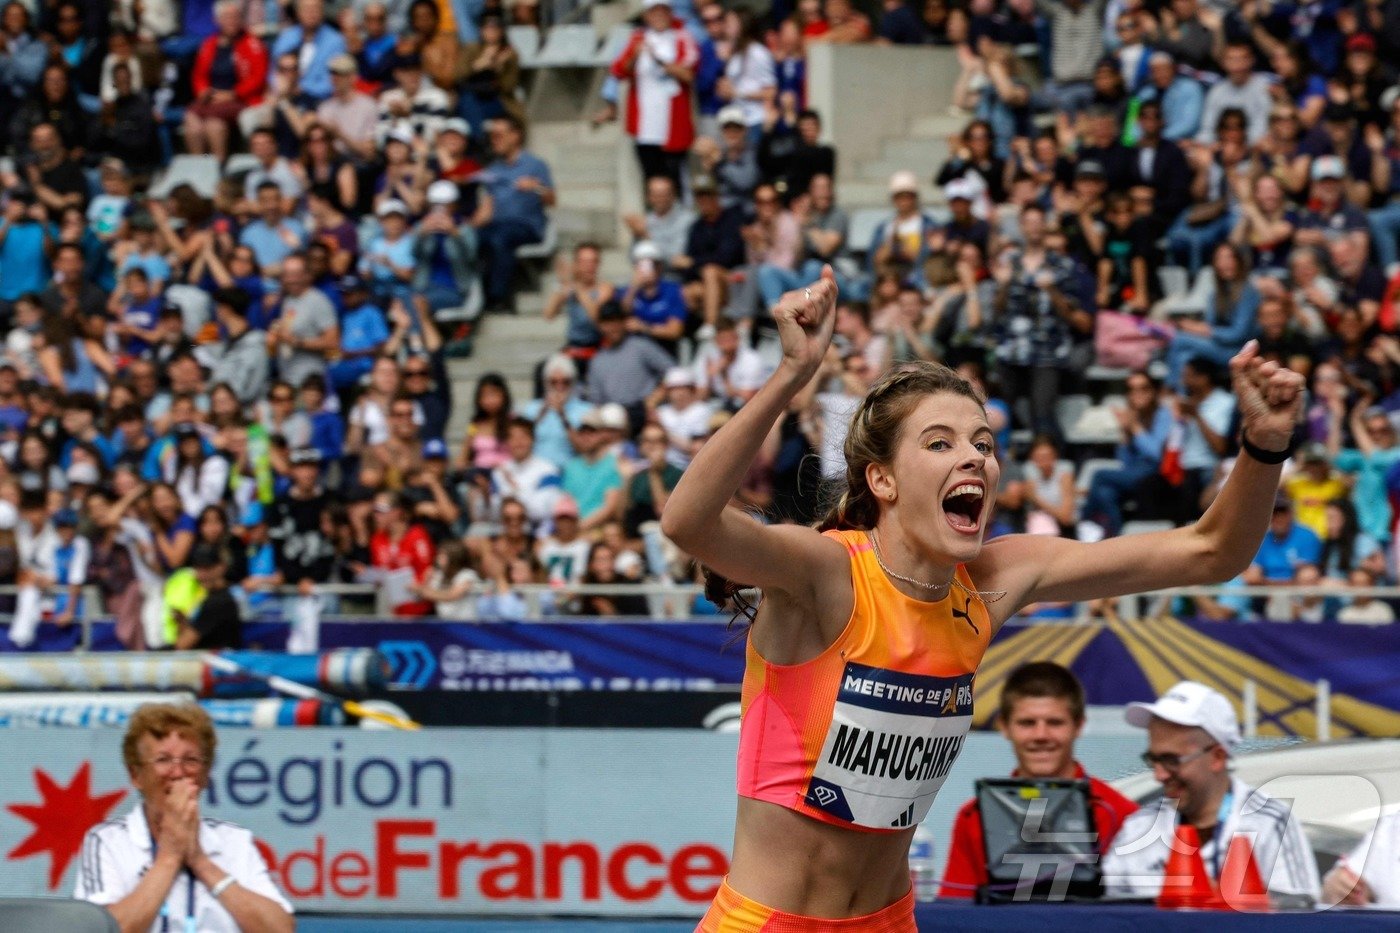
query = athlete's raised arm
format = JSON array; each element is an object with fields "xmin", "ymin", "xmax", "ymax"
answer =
[
  {"xmin": 661, "ymin": 267, "xmax": 848, "ymax": 598},
  {"xmin": 973, "ymin": 341, "xmax": 1305, "ymax": 619}
]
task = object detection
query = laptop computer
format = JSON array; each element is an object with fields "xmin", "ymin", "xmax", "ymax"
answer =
[{"xmin": 975, "ymin": 777, "xmax": 1104, "ymax": 903}]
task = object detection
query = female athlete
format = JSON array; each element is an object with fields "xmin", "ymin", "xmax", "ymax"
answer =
[{"xmin": 660, "ymin": 267, "xmax": 1305, "ymax": 930}]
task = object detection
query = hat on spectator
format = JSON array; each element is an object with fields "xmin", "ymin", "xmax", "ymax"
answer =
[
  {"xmin": 1273, "ymin": 492, "xmax": 1292, "ymax": 511},
  {"xmin": 376, "ymin": 199, "xmax": 409, "ymax": 218},
  {"xmin": 598, "ymin": 403, "xmax": 629, "ymax": 431},
  {"xmin": 553, "ymin": 494, "xmax": 580, "ymax": 518},
  {"xmin": 580, "ymin": 408, "xmax": 607, "ymax": 429},
  {"xmin": 189, "ymin": 543, "xmax": 224, "ymax": 569},
  {"xmin": 66, "ymin": 462, "xmax": 99, "ymax": 485},
  {"xmin": 717, "ymin": 104, "xmax": 747, "ymax": 127},
  {"xmin": 663, "ymin": 367, "xmax": 696, "ymax": 388},
  {"xmin": 1346, "ymin": 32, "xmax": 1377, "ymax": 54},
  {"xmin": 99, "ymin": 157, "xmax": 129, "ymax": 177},
  {"xmin": 386, "ymin": 125, "xmax": 416, "ymax": 147},
  {"xmin": 1312, "ymin": 154, "xmax": 1345, "ymax": 181},
  {"xmin": 422, "ymin": 438, "xmax": 448, "ymax": 460},
  {"xmin": 129, "ymin": 211, "xmax": 156, "ymax": 231},
  {"xmin": 597, "ymin": 299, "xmax": 627, "ymax": 322},
  {"xmin": 1299, "ymin": 441, "xmax": 1329, "ymax": 464},
  {"xmin": 339, "ymin": 274, "xmax": 367, "ymax": 293},
  {"xmin": 329, "ymin": 53, "xmax": 358, "ymax": 75},
  {"xmin": 632, "ymin": 240, "xmax": 662, "ymax": 263},
  {"xmin": 614, "ymin": 549, "xmax": 644, "ymax": 576},
  {"xmin": 0, "ymin": 501, "xmax": 17, "ymax": 532},
  {"xmin": 642, "ymin": 0, "xmax": 672, "ymax": 9},
  {"xmin": 1125, "ymin": 680, "xmax": 1240, "ymax": 754},
  {"xmin": 53, "ymin": 508, "xmax": 79, "ymax": 528},
  {"xmin": 1075, "ymin": 159, "xmax": 1106, "ymax": 180},
  {"xmin": 691, "ymin": 174, "xmax": 719, "ymax": 196},
  {"xmin": 542, "ymin": 353, "xmax": 578, "ymax": 382},
  {"xmin": 1148, "ymin": 49, "xmax": 1175, "ymax": 66},
  {"xmin": 944, "ymin": 178, "xmax": 976, "ymax": 202},
  {"xmin": 427, "ymin": 180, "xmax": 459, "ymax": 205},
  {"xmin": 888, "ymin": 170, "xmax": 920, "ymax": 195},
  {"xmin": 238, "ymin": 501, "xmax": 265, "ymax": 528},
  {"xmin": 290, "ymin": 447, "xmax": 323, "ymax": 465},
  {"xmin": 173, "ymin": 422, "xmax": 200, "ymax": 441},
  {"xmin": 439, "ymin": 117, "xmax": 471, "ymax": 138}
]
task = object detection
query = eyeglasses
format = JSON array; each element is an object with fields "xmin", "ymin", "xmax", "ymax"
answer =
[
  {"xmin": 702, "ymin": 14, "xmax": 723, "ymax": 23},
  {"xmin": 546, "ymin": 377, "xmax": 572, "ymax": 386},
  {"xmin": 390, "ymin": 410, "xmax": 414, "ymax": 418},
  {"xmin": 144, "ymin": 755, "xmax": 207, "ymax": 772},
  {"xmin": 270, "ymin": 394, "xmax": 293, "ymax": 402},
  {"xmin": 1140, "ymin": 744, "xmax": 1218, "ymax": 771},
  {"xmin": 405, "ymin": 370, "xmax": 430, "ymax": 378},
  {"xmin": 278, "ymin": 63, "xmax": 298, "ymax": 73}
]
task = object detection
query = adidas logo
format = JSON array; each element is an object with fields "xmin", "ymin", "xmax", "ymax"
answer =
[{"xmin": 890, "ymin": 803, "xmax": 915, "ymax": 828}]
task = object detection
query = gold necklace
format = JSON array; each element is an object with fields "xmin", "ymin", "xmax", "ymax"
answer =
[{"xmin": 868, "ymin": 529, "xmax": 1007, "ymax": 604}]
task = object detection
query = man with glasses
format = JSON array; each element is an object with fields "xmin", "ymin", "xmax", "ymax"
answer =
[
  {"xmin": 74, "ymin": 703, "xmax": 294, "ymax": 931},
  {"xmin": 1102, "ymin": 681, "xmax": 1320, "ymax": 902}
]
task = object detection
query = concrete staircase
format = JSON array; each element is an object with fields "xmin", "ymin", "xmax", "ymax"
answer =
[
  {"xmin": 443, "ymin": 119, "xmax": 637, "ymax": 443},
  {"xmin": 837, "ymin": 113, "xmax": 969, "ymax": 209}
]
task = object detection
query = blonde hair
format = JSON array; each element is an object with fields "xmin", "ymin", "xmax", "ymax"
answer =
[{"xmin": 122, "ymin": 703, "xmax": 217, "ymax": 772}]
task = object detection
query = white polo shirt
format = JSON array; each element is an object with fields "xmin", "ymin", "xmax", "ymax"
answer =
[
  {"xmin": 1102, "ymin": 776, "xmax": 1320, "ymax": 901},
  {"xmin": 74, "ymin": 806, "xmax": 293, "ymax": 932},
  {"xmin": 1339, "ymin": 811, "xmax": 1400, "ymax": 906}
]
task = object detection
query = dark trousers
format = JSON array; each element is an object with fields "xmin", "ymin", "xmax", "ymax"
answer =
[
  {"xmin": 635, "ymin": 144, "xmax": 685, "ymax": 195},
  {"xmin": 479, "ymin": 218, "xmax": 541, "ymax": 305},
  {"xmin": 1001, "ymin": 364, "xmax": 1063, "ymax": 442}
]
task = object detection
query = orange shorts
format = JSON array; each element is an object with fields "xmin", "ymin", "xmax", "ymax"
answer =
[{"xmin": 696, "ymin": 877, "xmax": 916, "ymax": 932}]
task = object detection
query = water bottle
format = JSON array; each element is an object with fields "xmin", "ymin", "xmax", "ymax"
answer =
[{"xmin": 908, "ymin": 824, "xmax": 938, "ymax": 903}]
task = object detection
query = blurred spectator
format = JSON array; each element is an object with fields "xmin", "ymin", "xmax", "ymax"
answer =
[
  {"xmin": 316, "ymin": 54, "xmax": 379, "ymax": 161},
  {"xmin": 543, "ymin": 243, "xmax": 611, "ymax": 365},
  {"xmin": 1198, "ymin": 42, "xmax": 1272, "ymax": 145},
  {"xmin": 563, "ymin": 408, "xmax": 625, "ymax": 533},
  {"xmin": 692, "ymin": 317, "xmax": 768, "ymax": 406},
  {"xmin": 491, "ymin": 416, "xmax": 562, "ymax": 526},
  {"xmin": 1078, "ymin": 371, "xmax": 1173, "ymax": 540},
  {"xmin": 269, "ymin": 254, "xmax": 339, "ymax": 388},
  {"xmin": 1020, "ymin": 436, "xmax": 1075, "ymax": 536},
  {"xmin": 538, "ymin": 494, "xmax": 590, "ymax": 589},
  {"xmin": 377, "ymin": 52, "xmax": 451, "ymax": 143},
  {"xmin": 1165, "ymin": 243, "xmax": 1260, "ymax": 389},
  {"xmin": 1283, "ymin": 442, "xmax": 1348, "ymax": 538},
  {"xmin": 702, "ymin": 105, "xmax": 762, "ymax": 210},
  {"xmin": 518, "ymin": 354, "xmax": 591, "ymax": 470},
  {"xmin": 586, "ymin": 300, "xmax": 674, "ymax": 426},
  {"xmin": 809, "ymin": 0, "xmax": 872, "ymax": 44},
  {"xmin": 1247, "ymin": 495, "xmax": 1322, "ymax": 584},
  {"xmin": 623, "ymin": 177, "xmax": 694, "ymax": 276},
  {"xmin": 271, "ymin": 0, "xmax": 348, "ymax": 103},
  {"xmin": 412, "ymin": 179, "xmax": 481, "ymax": 317},
  {"xmin": 456, "ymin": 12, "xmax": 525, "ymax": 137},
  {"xmin": 758, "ymin": 108, "xmax": 833, "ymax": 201},
  {"xmin": 869, "ymin": 170, "xmax": 936, "ymax": 282},
  {"xmin": 678, "ymin": 174, "xmax": 744, "ymax": 331},
  {"xmin": 1317, "ymin": 498, "xmax": 1380, "ymax": 583},
  {"xmin": 621, "ymin": 241, "xmax": 687, "ymax": 358},
  {"xmin": 414, "ymin": 538, "xmax": 479, "ymax": 619},
  {"xmin": 463, "ymin": 372, "xmax": 512, "ymax": 472},
  {"xmin": 366, "ymin": 490, "xmax": 435, "ymax": 615},
  {"xmin": 611, "ymin": 0, "xmax": 698, "ymax": 193},
  {"xmin": 1338, "ymin": 568, "xmax": 1394, "ymax": 624},
  {"xmin": 186, "ymin": 1, "xmax": 268, "ymax": 163},
  {"xmin": 1137, "ymin": 52, "xmax": 1202, "ymax": 142},
  {"xmin": 478, "ymin": 115, "xmax": 554, "ymax": 313},
  {"xmin": 652, "ymin": 367, "xmax": 711, "ymax": 468},
  {"xmin": 576, "ymin": 541, "xmax": 649, "ymax": 615},
  {"xmin": 1334, "ymin": 402, "xmax": 1400, "ymax": 547}
]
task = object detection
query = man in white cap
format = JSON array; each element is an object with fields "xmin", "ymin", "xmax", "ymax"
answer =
[
  {"xmin": 868, "ymin": 169, "xmax": 934, "ymax": 280},
  {"xmin": 654, "ymin": 366, "xmax": 712, "ymax": 468},
  {"xmin": 412, "ymin": 179, "xmax": 479, "ymax": 317},
  {"xmin": 1102, "ymin": 681, "xmax": 1320, "ymax": 902},
  {"xmin": 621, "ymin": 240, "xmax": 687, "ymax": 357}
]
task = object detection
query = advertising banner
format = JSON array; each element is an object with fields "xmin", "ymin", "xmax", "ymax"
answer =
[{"xmin": 0, "ymin": 728, "xmax": 1148, "ymax": 917}]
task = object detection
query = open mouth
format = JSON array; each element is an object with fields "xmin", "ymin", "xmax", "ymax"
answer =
[{"xmin": 942, "ymin": 483, "xmax": 984, "ymax": 534}]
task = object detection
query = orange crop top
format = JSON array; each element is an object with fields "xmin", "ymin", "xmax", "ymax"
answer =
[{"xmin": 736, "ymin": 528, "xmax": 992, "ymax": 831}]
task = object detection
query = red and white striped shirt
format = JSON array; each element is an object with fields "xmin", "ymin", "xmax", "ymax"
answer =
[{"xmin": 611, "ymin": 23, "xmax": 698, "ymax": 153}]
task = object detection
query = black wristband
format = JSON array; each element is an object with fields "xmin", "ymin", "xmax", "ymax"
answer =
[{"xmin": 1240, "ymin": 430, "xmax": 1296, "ymax": 465}]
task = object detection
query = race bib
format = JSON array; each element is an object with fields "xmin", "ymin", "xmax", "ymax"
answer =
[{"xmin": 805, "ymin": 662, "xmax": 974, "ymax": 829}]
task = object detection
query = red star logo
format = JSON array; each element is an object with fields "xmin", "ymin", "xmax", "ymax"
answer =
[{"xmin": 6, "ymin": 762, "xmax": 127, "ymax": 889}]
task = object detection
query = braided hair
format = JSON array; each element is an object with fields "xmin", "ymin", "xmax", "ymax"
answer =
[{"xmin": 703, "ymin": 361, "xmax": 986, "ymax": 625}]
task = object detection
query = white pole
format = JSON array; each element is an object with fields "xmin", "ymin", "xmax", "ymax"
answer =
[
  {"xmin": 1316, "ymin": 679, "xmax": 1331, "ymax": 742},
  {"xmin": 1242, "ymin": 680, "xmax": 1258, "ymax": 739}
]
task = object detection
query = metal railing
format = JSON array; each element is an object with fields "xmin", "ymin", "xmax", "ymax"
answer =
[{"xmin": 0, "ymin": 582, "xmax": 1391, "ymax": 652}]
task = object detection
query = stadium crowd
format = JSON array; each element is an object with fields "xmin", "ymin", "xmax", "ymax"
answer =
[{"xmin": 2, "ymin": 0, "xmax": 1400, "ymax": 649}]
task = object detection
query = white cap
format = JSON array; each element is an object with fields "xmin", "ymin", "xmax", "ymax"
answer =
[
  {"xmin": 0, "ymin": 500, "xmax": 16, "ymax": 531},
  {"xmin": 66, "ymin": 462, "xmax": 100, "ymax": 485},
  {"xmin": 945, "ymin": 177, "xmax": 977, "ymax": 201},
  {"xmin": 598, "ymin": 402, "xmax": 629, "ymax": 431},
  {"xmin": 632, "ymin": 240, "xmax": 662, "ymax": 262},
  {"xmin": 663, "ymin": 366, "xmax": 696, "ymax": 388},
  {"xmin": 386, "ymin": 124, "xmax": 416, "ymax": 147},
  {"xmin": 889, "ymin": 170, "xmax": 920, "ymax": 195},
  {"xmin": 439, "ymin": 116, "xmax": 471, "ymax": 137},
  {"xmin": 641, "ymin": 0, "xmax": 671, "ymax": 9},
  {"xmin": 376, "ymin": 198, "xmax": 409, "ymax": 217},
  {"xmin": 426, "ymin": 180, "xmax": 459, "ymax": 205},
  {"xmin": 1312, "ymin": 155, "xmax": 1345, "ymax": 181},
  {"xmin": 614, "ymin": 549, "xmax": 644, "ymax": 576},
  {"xmin": 1125, "ymin": 681, "xmax": 1241, "ymax": 754},
  {"xmin": 717, "ymin": 104, "xmax": 747, "ymax": 127}
]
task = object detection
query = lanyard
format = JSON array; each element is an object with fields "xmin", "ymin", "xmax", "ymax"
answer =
[
  {"xmin": 1205, "ymin": 788, "xmax": 1234, "ymax": 879},
  {"xmin": 154, "ymin": 843, "xmax": 197, "ymax": 933}
]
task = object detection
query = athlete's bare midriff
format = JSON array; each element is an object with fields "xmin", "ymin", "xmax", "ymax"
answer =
[{"xmin": 726, "ymin": 796, "xmax": 914, "ymax": 918}]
